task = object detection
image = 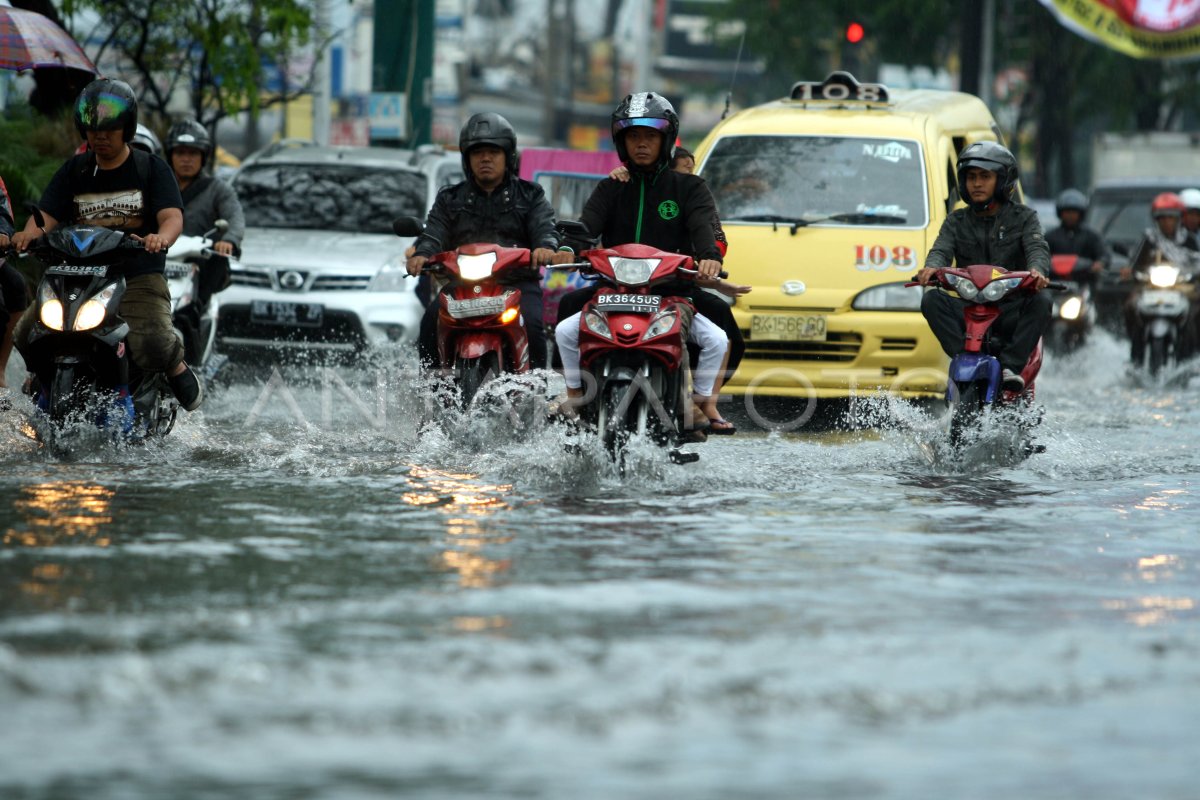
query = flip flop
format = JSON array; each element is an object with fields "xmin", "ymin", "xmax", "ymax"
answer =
[{"xmin": 707, "ymin": 417, "xmax": 737, "ymax": 435}]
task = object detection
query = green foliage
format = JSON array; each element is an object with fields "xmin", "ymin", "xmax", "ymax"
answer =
[{"xmin": 0, "ymin": 110, "xmax": 79, "ymax": 227}]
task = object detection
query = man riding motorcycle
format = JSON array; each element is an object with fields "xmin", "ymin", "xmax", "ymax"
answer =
[
  {"xmin": 1046, "ymin": 188, "xmax": 1108, "ymax": 279},
  {"xmin": 915, "ymin": 141, "xmax": 1052, "ymax": 392},
  {"xmin": 1179, "ymin": 188, "xmax": 1200, "ymax": 240},
  {"xmin": 406, "ymin": 112, "xmax": 558, "ymax": 370},
  {"xmin": 10, "ymin": 78, "xmax": 202, "ymax": 411},
  {"xmin": 0, "ymin": 175, "xmax": 25, "ymax": 391}
]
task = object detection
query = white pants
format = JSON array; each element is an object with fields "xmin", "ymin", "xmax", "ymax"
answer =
[{"xmin": 556, "ymin": 308, "xmax": 729, "ymax": 396}]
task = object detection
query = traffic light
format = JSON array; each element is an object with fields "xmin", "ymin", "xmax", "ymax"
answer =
[
  {"xmin": 845, "ymin": 22, "xmax": 864, "ymax": 44},
  {"xmin": 842, "ymin": 21, "xmax": 865, "ymax": 75}
]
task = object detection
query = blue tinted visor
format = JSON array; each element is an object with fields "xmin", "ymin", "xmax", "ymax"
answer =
[{"xmin": 613, "ymin": 118, "xmax": 672, "ymax": 133}]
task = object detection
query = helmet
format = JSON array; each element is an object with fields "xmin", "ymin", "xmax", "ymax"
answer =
[
  {"xmin": 956, "ymin": 141, "xmax": 1018, "ymax": 210},
  {"xmin": 1055, "ymin": 188, "xmax": 1088, "ymax": 219},
  {"xmin": 611, "ymin": 92, "xmax": 678, "ymax": 166},
  {"xmin": 130, "ymin": 124, "xmax": 163, "ymax": 157},
  {"xmin": 74, "ymin": 78, "xmax": 138, "ymax": 142},
  {"xmin": 458, "ymin": 112, "xmax": 518, "ymax": 178},
  {"xmin": 1179, "ymin": 188, "xmax": 1200, "ymax": 211},
  {"xmin": 1151, "ymin": 192, "xmax": 1185, "ymax": 218},
  {"xmin": 166, "ymin": 119, "xmax": 213, "ymax": 166}
]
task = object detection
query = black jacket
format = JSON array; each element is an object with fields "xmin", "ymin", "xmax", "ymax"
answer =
[
  {"xmin": 925, "ymin": 202, "xmax": 1050, "ymax": 275},
  {"xmin": 576, "ymin": 165, "xmax": 723, "ymax": 263},
  {"xmin": 1046, "ymin": 224, "xmax": 1108, "ymax": 263},
  {"xmin": 412, "ymin": 174, "xmax": 558, "ymax": 281}
]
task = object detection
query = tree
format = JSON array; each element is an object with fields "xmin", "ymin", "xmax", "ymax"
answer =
[{"xmin": 60, "ymin": 0, "xmax": 314, "ymax": 132}]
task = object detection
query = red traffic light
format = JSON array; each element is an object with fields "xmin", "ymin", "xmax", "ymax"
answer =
[{"xmin": 845, "ymin": 22, "xmax": 864, "ymax": 44}]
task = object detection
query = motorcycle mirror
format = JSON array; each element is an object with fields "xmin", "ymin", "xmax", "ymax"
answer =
[
  {"xmin": 393, "ymin": 217, "xmax": 424, "ymax": 237},
  {"xmin": 214, "ymin": 219, "xmax": 229, "ymax": 233}
]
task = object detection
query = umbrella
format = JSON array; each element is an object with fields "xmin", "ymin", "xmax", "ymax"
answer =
[{"xmin": 0, "ymin": 6, "xmax": 96, "ymax": 74}]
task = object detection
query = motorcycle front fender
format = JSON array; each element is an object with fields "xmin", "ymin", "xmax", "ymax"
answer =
[
  {"xmin": 1147, "ymin": 318, "xmax": 1175, "ymax": 339},
  {"xmin": 454, "ymin": 332, "xmax": 504, "ymax": 362},
  {"xmin": 948, "ymin": 353, "xmax": 1002, "ymax": 404}
]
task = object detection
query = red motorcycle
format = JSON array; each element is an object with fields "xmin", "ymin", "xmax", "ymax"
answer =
[
  {"xmin": 910, "ymin": 265, "xmax": 1062, "ymax": 450},
  {"xmin": 555, "ymin": 241, "xmax": 719, "ymax": 462}
]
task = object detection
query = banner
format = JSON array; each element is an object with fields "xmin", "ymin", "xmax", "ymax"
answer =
[{"xmin": 1039, "ymin": 0, "xmax": 1200, "ymax": 59}]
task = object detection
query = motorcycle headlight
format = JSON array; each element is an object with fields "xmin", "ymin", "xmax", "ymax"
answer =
[
  {"xmin": 458, "ymin": 252, "xmax": 498, "ymax": 281},
  {"xmin": 72, "ymin": 282, "xmax": 120, "ymax": 331},
  {"xmin": 39, "ymin": 298, "xmax": 64, "ymax": 331},
  {"xmin": 951, "ymin": 275, "xmax": 979, "ymax": 300},
  {"xmin": 1059, "ymin": 296, "xmax": 1082, "ymax": 321},
  {"xmin": 609, "ymin": 257, "xmax": 659, "ymax": 286},
  {"xmin": 642, "ymin": 310, "xmax": 679, "ymax": 341},
  {"xmin": 1149, "ymin": 264, "xmax": 1180, "ymax": 288},
  {"xmin": 851, "ymin": 282, "xmax": 923, "ymax": 311},
  {"xmin": 980, "ymin": 276, "xmax": 1022, "ymax": 302},
  {"xmin": 584, "ymin": 309, "xmax": 612, "ymax": 339},
  {"xmin": 369, "ymin": 257, "xmax": 409, "ymax": 292}
]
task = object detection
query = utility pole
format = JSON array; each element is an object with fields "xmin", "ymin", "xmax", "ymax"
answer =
[
  {"xmin": 631, "ymin": 0, "xmax": 651, "ymax": 92},
  {"xmin": 313, "ymin": 0, "xmax": 332, "ymax": 145}
]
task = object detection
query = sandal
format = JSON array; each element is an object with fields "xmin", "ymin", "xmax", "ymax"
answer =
[{"xmin": 707, "ymin": 417, "xmax": 737, "ymax": 435}]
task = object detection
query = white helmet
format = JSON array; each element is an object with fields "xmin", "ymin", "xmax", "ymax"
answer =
[{"xmin": 1180, "ymin": 188, "xmax": 1200, "ymax": 211}]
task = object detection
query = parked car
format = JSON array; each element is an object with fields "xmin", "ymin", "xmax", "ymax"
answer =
[{"xmin": 219, "ymin": 142, "xmax": 463, "ymax": 359}]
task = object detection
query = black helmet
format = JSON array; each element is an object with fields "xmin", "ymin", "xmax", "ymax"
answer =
[
  {"xmin": 166, "ymin": 119, "xmax": 213, "ymax": 165},
  {"xmin": 130, "ymin": 124, "xmax": 163, "ymax": 157},
  {"xmin": 74, "ymin": 78, "xmax": 138, "ymax": 142},
  {"xmin": 1055, "ymin": 188, "xmax": 1088, "ymax": 220},
  {"xmin": 611, "ymin": 92, "xmax": 678, "ymax": 166},
  {"xmin": 459, "ymin": 112, "xmax": 518, "ymax": 178},
  {"xmin": 956, "ymin": 141, "xmax": 1018, "ymax": 211}
]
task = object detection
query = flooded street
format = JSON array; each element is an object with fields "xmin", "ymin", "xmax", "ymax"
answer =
[{"xmin": 2, "ymin": 333, "xmax": 1198, "ymax": 800}]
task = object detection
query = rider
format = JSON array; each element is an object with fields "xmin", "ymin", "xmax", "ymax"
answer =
[
  {"xmin": 1046, "ymin": 188, "xmax": 1108, "ymax": 281},
  {"xmin": 1179, "ymin": 188, "xmax": 1200, "ymax": 239},
  {"xmin": 406, "ymin": 112, "xmax": 558, "ymax": 370},
  {"xmin": 1123, "ymin": 192, "xmax": 1200, "ymax": 363},
  {"xmin": 130, "ymin": 123, "xmax": 164, "ymax": 158},
  {"xmin": 10, "ymin": 78, "xmax": 202, "ymax": 411},
  {"xmin": 914, "ymin": 141, "xmax": 1051, "ymax": 392},
  {"xmin": 553, "ymin": 92, "xmax": 730, "ymax": 432},
  {"xmin": 165, "ymin": 119, "xmax": 244, "ymax": 315},
  {"xmin": 0, "ymin": 175, "xmax": 25, "ymax": 390}
]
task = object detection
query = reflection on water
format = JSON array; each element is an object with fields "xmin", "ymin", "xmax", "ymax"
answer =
[{"xmin": 3, "ymin": 481, "xmax": 117, "ymax": 548}]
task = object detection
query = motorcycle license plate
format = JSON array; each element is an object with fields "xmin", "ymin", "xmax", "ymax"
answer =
[
  {"xmin": 446, "ymin": 295, "xmax": 507, "ymax": 319},
  {"xmin": 750, "ymin": 314, "xmax": 827, "ymax": 342},
  {"xmin": 596, "ymin": 294, "xmax": 662, "ymax": 313},
  {"xmin": 251, "ymin": 300, "xmax": 324, "ymax": 327},
  {"xmin": 46, "ymin": 264, "xmax": 108, "ymax": 277}
]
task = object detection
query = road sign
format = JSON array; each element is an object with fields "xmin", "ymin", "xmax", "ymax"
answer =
[{"xmin": 369, "ymin": 92, "xmax": 407, "ymax": 140}]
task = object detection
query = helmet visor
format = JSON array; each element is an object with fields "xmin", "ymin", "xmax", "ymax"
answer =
[
  {"xmin": 613, "ymin": 118, "xmax": 673, "ymax": 133},
  {"xmin": 78, "ymin": 91, "xmax": 133, "ymax": 131}
]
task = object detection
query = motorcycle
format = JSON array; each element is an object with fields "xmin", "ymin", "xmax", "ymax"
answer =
[
  {"xmin": 18, "ymin": 222, "xmax": 180, "ymax": 443},
  {"xmin": 1129, "ymin": 249, "xmax": 1198, "ymax": 378},
  {"xmin": 550, "ymin": 236, "xmax": 725, "ymax": 465},
  {"xmin": 1046, "ymin": 254, "xmax": 1096, "ymax": 352},
  {"xmin": 392, "ymin": 217, "xmax": 536, "ymax": 408},
  {"xmin": 165, "ymin": 221, "xmax": 229, "ymax": 378},
  {"xmin": 910, "ymin": 265, "xmax": 1063, "ymax": 453}
]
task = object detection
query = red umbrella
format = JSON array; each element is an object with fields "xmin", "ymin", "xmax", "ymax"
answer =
[{"xmin": 0, "ymin": 6, "xmax": 96, "ymax": 73}]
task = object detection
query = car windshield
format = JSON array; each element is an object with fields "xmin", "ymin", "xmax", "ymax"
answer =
[
  {"xmin": 1092, "ymin": 190, "xmax": 1173, "ymax": 249},
  {"xmin": 701, "ymin": 135, "xmax": 927, "ymax": 227},
  {"xmin": 235, "ymin": 163, "xmax": 427, "ymax": 234}
]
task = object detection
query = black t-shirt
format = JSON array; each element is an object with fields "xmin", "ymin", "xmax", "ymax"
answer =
[{"xmin": 40, "ymin": 150, "xmax": 184, "ymax": 278}]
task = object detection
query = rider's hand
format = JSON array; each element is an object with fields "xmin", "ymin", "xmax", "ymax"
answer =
[
  {"xmin": 1119, "ymin": 266, "xmax": 1133, "ymax": 281},
  {"xmin": 404, "ymin": 245, "xmax": 416, "ymax": 258},
  {"xmin": 532, "ymin": 247, "xmax": 556, "ymax": 266},
  {"xmin": 11, "ymin": 230, "xmax": 38, "ymax": 252},
  {"xmin": 551, "ymin": 250, "xmax": 577, "ymax": 265},
  {"xmin": 713, "ymin": 279, "xmax": 752, "ymax": 298},
  {"xmin": 213, "ymin": 241, "xmax": 234, "ymax": 257},
  {"xmin": 134, "ymin": 233, "xmax": 172, "ymax": 253},
  {"xmin": 0, "ymin": 234, "xmax": 9, "ymax": 249},
  {"xmin": 406, "ymin": 255, "xmax": 428, "ymax": 276},
  {"xmin": 609, "ymin": 165, "xmax": 631, "ymax": 182},
  {"xmin": 697, "ymin": 259, "xmax": 721, "ymax": 279},
  {"xmin": 1031, "ymin": 272, "xmax": 1050, "ymax": 291},
  {"xmin": 1092, "ymin": 261, "xmax": 1105, "ymax": 274},
  {"xmin": 915, "ymin": 267, "xmax": 940, "ymax": 286}
]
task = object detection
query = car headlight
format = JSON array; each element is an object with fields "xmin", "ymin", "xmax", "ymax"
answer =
[
  {"xmin": 642, "ymin": 310, "xmax": 679, "ymax": 341},
  {"xmin": 951, "ymin": 275, "xmax": 979, "ymax": 300},
  {"xmin": 458, "ymin": 252, "xmax": 498, "ymax": 281},
  {"xmin": 73, "ymin": 282, "xmax": 119, "ymax": 331},
  {"xmin": 980, "ymin": 276, "xmax": 1022, "ymax": 302},
  {"xmin": 1059, "ymin": 296, "xmax": 1082, "ymax": 321},
  {"xmin": 369, "ymin": 257, "xmax": 409, "ymax": 292},
  {"xmin": 1149, "ymin": 264, "xmax": 1180, "ymax": 288},
  {"xmin": 584, "ymin": 309, "xmax": 612, "ymax": 339},
  {"xmin": 609, "ymin": 257, "xmax": 659, "ymax": 286},
  {"xmin": 851, "ymin": 282, "xmax": 923, "ymax": 311}
]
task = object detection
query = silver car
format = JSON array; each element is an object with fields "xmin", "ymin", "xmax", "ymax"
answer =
[{"xmin": 220, "ymin": 143, "xmax": 462, "ymax": 357}]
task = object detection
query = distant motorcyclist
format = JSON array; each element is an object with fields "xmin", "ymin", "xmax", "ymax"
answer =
[
  {"xmin": 1180, "ymin": 187, "xmax": 1200, "ymax": 239},
  {"xmin": 130, "ymin": 123, "xmax": 163, "ymax": 158},
  {"xmin": 166, "ymin": 119, "xmax": 244, "ymax": 312},
  {"xmin": 1122, "ymin": 192, "xmax": 1200, "ymax": 364},
  {"xmin": 914, "ymin": 141, "xmax": 1052, "ymax": 392},
  {"xmin": 406, "ymin": 112, "xmax": 558, "ymax": 369},
  {"xmin": 9, "ymin": 78, "xmax": 202, "ymax": 411},
  {"xmin": 0, "ymin": 175, "xmax": 25, "ymax": 390},
  {"xmin": 1046, "ymin": 188, "xmax": 1108, "ymax": 282}
]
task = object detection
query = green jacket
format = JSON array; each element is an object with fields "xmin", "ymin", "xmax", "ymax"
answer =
[{"xmin": 925, "ymin": 202, "xmax": 1050, "ymax": 275}]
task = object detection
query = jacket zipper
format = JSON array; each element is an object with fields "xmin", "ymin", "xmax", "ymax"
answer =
[{"xmin": 635, "ymin": 178, "xmax": 646, "ymax": 243}]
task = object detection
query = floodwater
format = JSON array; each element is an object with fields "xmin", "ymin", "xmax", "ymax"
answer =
[{"xmin": 2, "ymin": 332, "xmax": 1197, "ymax": 800}]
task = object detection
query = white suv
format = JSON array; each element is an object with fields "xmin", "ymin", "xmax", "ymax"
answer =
[{"xmin": 219, "ymin": 143, "xmax": 462, "ymax": 358}]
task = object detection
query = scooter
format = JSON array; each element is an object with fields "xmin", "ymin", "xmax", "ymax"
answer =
[
  {"xmin": 1046, "ymin": 254, "xmax": 1096, "ymax": 352},
  {"xmin": 392, "ymin": 217, "xmax": 535, "ymax": 408},
  {"xmin": 551, "ymin": 240, "xmax": 724, "ymax": 464},
  {"xmin": 1130, "ymin": 250, "xmax": 1197, "ymax": 378},
  {"xmin": 17, "ymin": 223, "xmax": 178, "ymax": 445},
  {"xmin": 910, "ymin": 265, "xmax": 1063, "ymax": 453},
  {"xmin": 165, "ymin": 221, "xmax": 229, "ymax": 380}
]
